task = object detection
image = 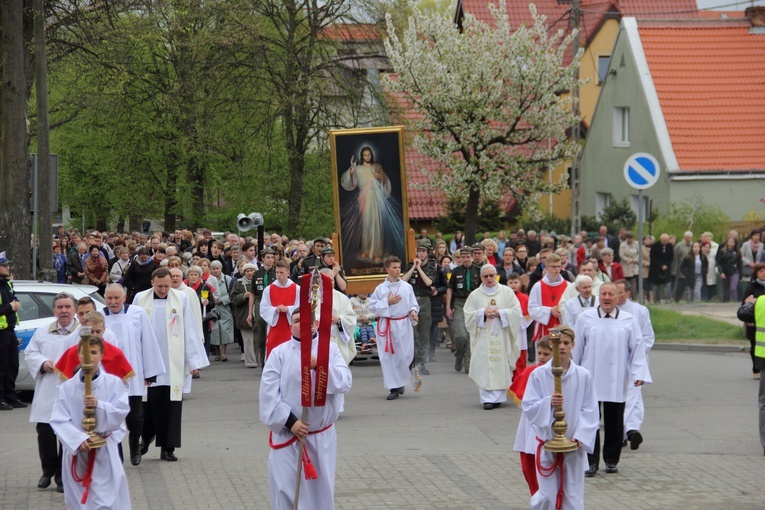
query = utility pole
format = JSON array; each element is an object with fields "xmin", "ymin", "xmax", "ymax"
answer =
[{"xmin": 570, "ymin": 0, "xmax": 581, "ymax": 237}]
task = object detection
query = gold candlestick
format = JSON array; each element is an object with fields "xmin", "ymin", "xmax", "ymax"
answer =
[
  {"xmin": 79, "ymin": 327, "xmax": 106, "ymax": 450},
  {"xmin": 544, "ymin": 329, "xmax": 579, "ymax": 453}
]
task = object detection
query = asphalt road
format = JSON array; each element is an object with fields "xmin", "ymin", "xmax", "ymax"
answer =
[{"xmin": 1, "ymin": 343, "xmax": 763, "ymax": 509}]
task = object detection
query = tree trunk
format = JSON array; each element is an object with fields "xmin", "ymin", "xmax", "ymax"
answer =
[
  {"xmin": 284, "ymin": 103, "xmax": 307, "ymax": 234},
  {"xmin": 34, "ymin": 0, "xmax": 55, "ymax": 281},
  {"xmin": 463, "ymin": 187, "xmax": 481, "ymax": 245},
  {"xmin": 164, "ymin": 161, "xmax": 179, "ymax": 231},
  {"xmin": 128, "ymin": 216, "xmax": 141, "ymax": 234},
  {"xmin": 0, "ymin": 0, "xmax": 32, "ymax": 279},
  {"xmin": 188, "ymin": 156, "xmax": 204, "ymax": 228},
  {"xmin": 286, "ymin": 141, "xmax": 305, "ymax": 234}
]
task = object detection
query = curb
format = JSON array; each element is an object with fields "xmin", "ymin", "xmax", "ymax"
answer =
[{"xmin": 654, "ymin": 343, "xmax": 749, "ymax": 353}]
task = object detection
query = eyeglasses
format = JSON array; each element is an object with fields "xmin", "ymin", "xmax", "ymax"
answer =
[{"xmin": 481, "ymin": 274, "xmax": 496, "ymax": 279}]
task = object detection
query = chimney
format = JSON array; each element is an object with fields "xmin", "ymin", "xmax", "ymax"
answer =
[{"xmin": 746, "ymin": 6, "xmax": 765, "ymax": 27}]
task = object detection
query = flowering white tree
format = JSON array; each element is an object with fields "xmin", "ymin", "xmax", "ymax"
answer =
[{"xmin": 384, "ymin": 1, "xmax": 583, "ymax": 243}]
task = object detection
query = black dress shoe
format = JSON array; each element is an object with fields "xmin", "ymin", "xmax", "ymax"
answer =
[
  {"xmin": 8, "ymin": 399, "xmax": 27, "ymax": 408},
  {"xmin": 455, "ymin": 358, "xmax": 463, "ymax": 372},
  {"xmin": 139, "ymin": 441, "xmax": 150, "ymax": 455},
  {"xmin": 0, "ymin": 400, "xmax": 13, "ymax": 411},
  {"xmin": 56, "ymin": 484, "xmax": 64, "ymax": 493},
  {"xmin": 483, "ymin": 403, "xmax": 494, "ymax": 410},
  {"xmin": 130, "ymin": 454, "xmax": 141, "ymax": 466},
  {"xmin": 605, "ymin": 463, "xmax": 618, "ymax": 474},
  {"xmin": 160, "ymin": 450, "xmax": 178, "ymax": 462},
  {"xmin": 493, "ymin": 402, "xmax": 501, "ymax": 409},
  {"xmin": 585, "ymin": 464, "xmax": 598, "ymax": 477},
  {"xmin": 398, "ymin": 387, "xmax": 405, "ymax": 395},
  {"xmin": 38, "ymin": 475, "xmax": 52, "ymax": 489},
  {"xmin": 628, "ymin": 430, "xmax": 643, "ymax": 450},
  {"xmin": 386, "ymin": 390, "xmax": 399, "ymax": 400}
]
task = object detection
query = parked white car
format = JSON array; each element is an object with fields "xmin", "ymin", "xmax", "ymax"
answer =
[{"xmin": 13, "ymin": 281, "xmax": 105, "ymax": 391}]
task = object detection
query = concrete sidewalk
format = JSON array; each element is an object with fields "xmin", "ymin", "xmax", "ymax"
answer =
[{"xmin": 2, "ymin": 345, "xmax": 764, "ymax": 510}]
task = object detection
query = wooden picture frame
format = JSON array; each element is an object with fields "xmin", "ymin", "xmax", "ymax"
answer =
[{"xmin": 330, "ymin": 126, "xmax": 410, "ymax": 295}]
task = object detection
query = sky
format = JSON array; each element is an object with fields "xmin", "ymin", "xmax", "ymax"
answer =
[{"xmin": 696, "ymin": 0, "xmax": 765, "ymax": 10}]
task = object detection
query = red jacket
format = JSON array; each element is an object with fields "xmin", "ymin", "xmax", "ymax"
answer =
[{"xmin": 599, "ymin": 262, "xmax": 624, "ymax": 282}]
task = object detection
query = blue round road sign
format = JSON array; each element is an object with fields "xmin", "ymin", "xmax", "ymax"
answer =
[{"xmin": 624, "ymin": 153, "xmax": 660, "ymax": 190}]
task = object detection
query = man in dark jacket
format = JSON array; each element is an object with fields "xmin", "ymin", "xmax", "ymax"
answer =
[
  {"xmin": 67, "ymin": 243, "xmax": 87, "ymax": 284},
  {"xmin": 649, "ymin": 234, "xmax": 673, "ymax": 302},
  {"xmin": 123, "ymin": 248, "xmax": 158, "ymax": 303}
]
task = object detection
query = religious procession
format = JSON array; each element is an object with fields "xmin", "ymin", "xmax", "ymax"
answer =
[
  {"xmin": 1, "ymin": 0, "xmax": 764, "ymax": 508},
  {"xmin": 4, "ymin": 217, "xmax": 765, "ymax": 508}
]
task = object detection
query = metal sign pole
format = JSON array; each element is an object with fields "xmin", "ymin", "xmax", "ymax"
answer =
[{"xmin": 637, "ymin": 189, "xmax": 644, "ymax": 303}]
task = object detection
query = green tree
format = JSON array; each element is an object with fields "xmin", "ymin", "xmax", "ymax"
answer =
[
  {"xmin": 653, "ymin": 193, "xmax": 729, "ymax": 242},
  {"xmin": 384, "ymin": 1, "xmax": 583, "ymax": 244},
  {"xmin": 599, "ymin": 197, "xmax": 637, "ymax": 234}
]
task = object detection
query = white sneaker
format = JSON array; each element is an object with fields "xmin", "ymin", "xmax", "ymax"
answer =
[{"xmin": 240, "ymin": 354, "xmax": 245, "ymax": 362}]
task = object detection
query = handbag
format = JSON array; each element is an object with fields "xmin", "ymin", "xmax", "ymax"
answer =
[{"xmin": 203, "ymin": 308, "xmax": 220, "ymax": 323}]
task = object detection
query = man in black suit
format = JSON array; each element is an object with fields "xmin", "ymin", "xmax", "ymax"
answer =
[
  {"xmin": 599, "ymin": 225, "xmax": 621, "ymax": 263},
  {"xmin": 67, "ymin": 243, "xmax": 87, "ymax": 284},
  {"xmin": 649, "ymin": 233, "xmax": 673, "ymax": 302}
]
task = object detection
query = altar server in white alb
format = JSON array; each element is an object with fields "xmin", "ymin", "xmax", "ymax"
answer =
[
  {"xmin": 50, "ymin": 336, "xmax": 131, "ymax": 509},
  {"xmin": 464, "ymin": 264, "xmax": 522, "ymax": 410},
  {"xmin": 523, "ymin": 326, "xmax": 599, "ymax": 510},
  {"xmin": 368, "ymin": 256, "xmax": 419, "ymax": 401},
  {"xmin": 318, "ymin": 268, "xmax": 358, "ymax": 365},
  {"xmin": 528, "ymin": 254, "xmax": 569, "ymax": 341},
  {"xmin": 101, "ymin": 283, "xmax": 165, "ymax": 466},
  {"xmin": 573, "ymin": 282, "xmax": 648, "ymax": 477},
  {"xmin": 24, "ymin": 292, "xmax": 78, "ymax": 492},
  {"xmin": 562, "ymin": 275, "xmax": 599, "ymax": 327},
  {"xmin": 260, "ymin": 260, "xmax": 301, "ymax": 357},
  {"xmin": 259, "ymin": 308, "xmax": 352, "ymax": 510},
  {"xmin": 615, "ymin": 279, "xmax": 655, "ymax": 450},
  {"xmin": 134, "ymin": 268, "xmax": 209, "ymax": 462}
]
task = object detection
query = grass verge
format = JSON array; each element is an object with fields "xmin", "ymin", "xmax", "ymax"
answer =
[{"xmin": 648, "ymin": 306, "xmax": 747, "ymax": 344}]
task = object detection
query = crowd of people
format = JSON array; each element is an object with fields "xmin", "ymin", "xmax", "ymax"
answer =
[{"xmin": 1, "ymin": 221, "xmax": 762, "ymax": 508}]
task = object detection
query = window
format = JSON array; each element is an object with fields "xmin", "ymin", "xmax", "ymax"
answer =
[
  {"xmin": 613, "ymin": 107, "xmax": 630, "ymax": 147},
  {"xmin": 595, "ymin": 192, "xmax": 612, "ymax": 218},
  {"xmin": 630, "ymin": 194, "xmax": 650, "ymax": 220},
  {"xmin": 15, "ymin": 293, "xmax": 46, "ymax": 322},
  {"xmin": 598, "ymin": 56, "xmax": 611, "ymax": 84}
]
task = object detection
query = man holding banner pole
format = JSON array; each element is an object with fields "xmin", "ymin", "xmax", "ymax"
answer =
[{"xmin": 259, "ymin": 270, "xmax": 352, "ymax": 510}]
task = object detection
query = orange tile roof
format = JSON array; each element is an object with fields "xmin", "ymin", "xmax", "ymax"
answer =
[
  {"xmin": 386, "ymin": 85, "xmax": 449, "ymax": 219},
  {"xmin": 697, "ymin": 10, "xmax": 747, "ymax": 19},
  {"xmin": 637, "ymin": 20, "xmax": 765, "ymax": 171},
  {"xmin": 460, "ymin": 0, "xmax": 699, "ymax": 31},
  {"xmin": 460, "ymin": 0, "xmax": 699, "ymax": 67},
  {"xmin": 318, "ymin": 23, "xmax": 382, "ymax": 42}
]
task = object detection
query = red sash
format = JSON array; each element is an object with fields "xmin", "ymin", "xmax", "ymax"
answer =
[
  {"xmin": 533, "ymin": 280, "xmax": 568, "ymax": 341},
  {"xmin": 266, "ymin": 284, "xmax": 298, "ymax": 356},
  {"xmin": 299, "ymin": 272, "xmax": 333, "ymax": 407},
  {"xmin": 56, "ymin": 341, "xmax": 134, "ymax": 383},
  {"xmin": 508, "ymin": 363, "xmax": 541, "ymax": 406}
]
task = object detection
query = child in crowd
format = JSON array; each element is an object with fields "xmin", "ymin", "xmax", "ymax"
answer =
[
  {"xmin": 50, "ymin": 335, "xmax": 131, "ymax": 509},
  {"xmin": 349, "ymin": 293, "xmax": 376, "ymax": 353},
  {"xmin": 511, "ymin": 337, "xmax": 554, "ymax": 495},
  {"xmin": 522, "ymin": 326, "xmax": 599, "ymax": 510},
  {"xmin": 507, "ymin": 273, "xmax": 531, "ymax": 378}
]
